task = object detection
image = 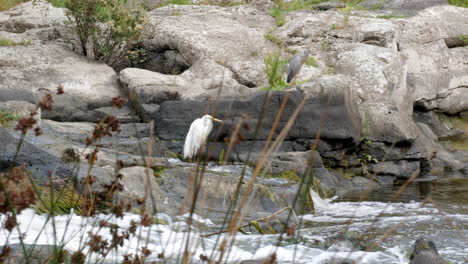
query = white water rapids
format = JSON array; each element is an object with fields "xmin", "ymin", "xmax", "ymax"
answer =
[{"xmin": 0, "ymin": 188, "xmax": 466, "ymax": 263}]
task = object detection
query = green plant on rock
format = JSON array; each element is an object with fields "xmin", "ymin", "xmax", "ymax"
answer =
[
  {"xmin": 458, "ymin": 34, "xmax": 468, "ymax": 44},
  {"xmin": 35, "ymin": 184, "xmax": 83, "ymax": 215},
  {"xmin": 65, "ymin": 0, "xmax": 147, "ymax": 66},
  {"xmin": 356, "ymin": 137, "xmax": 378, "ymax": 165},
  {"xmin": 263, "ymin": 52, "xmax": 289, "ymax": 91},
  {"xmin": 0, "ymin": 0, "xmax": 27, "ymax": 11},
  {"xmin": 0, "ymin": 110, "xmax": 18, "ymax": 127},
  {"xmin": 264, "ymin": 32, "xmax": 285, "ymax": 48},
  {"xmin": 0, "ymin": 38, "xmax": 31, "ymax": 46},
  {"xmin": 270, "ymin": 6, "xmax": 286, "ymax": 26},
  {"xmin": 152, "ymin": 165, "xmax": 167, "ymax": 178},
  {"xmin": 449, "ymin": 0, "xmax": 468, "ymax": 8},
  {"xmin": 305, "ymin": 56, "xmax": 319, "ymax": 68},
  {"xmin": 376, "ymin": 14, "xmax": 409, "ymax": 19}
]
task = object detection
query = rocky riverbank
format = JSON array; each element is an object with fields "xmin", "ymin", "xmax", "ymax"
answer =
[{"xmin": 0, "ymin": 0, "xmax": 467, "ymax": 221}]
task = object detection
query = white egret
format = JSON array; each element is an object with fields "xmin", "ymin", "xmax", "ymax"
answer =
[{"xmin": 183, "ymin": 115, "xmax": 223, "ymax": 159}]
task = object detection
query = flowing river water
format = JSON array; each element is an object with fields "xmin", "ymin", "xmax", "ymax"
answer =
[{"xmin": 0, "ymin": 170, "xmax": 467, "ymax": 263}]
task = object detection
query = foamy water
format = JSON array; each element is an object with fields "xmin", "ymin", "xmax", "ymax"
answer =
[{"xmin": 0, "ymin": 190, "xmax": 466, "ymax": 263}]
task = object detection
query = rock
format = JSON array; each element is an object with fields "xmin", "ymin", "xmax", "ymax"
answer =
[
  {"xmin": 0, "ymin": 100, "xmax": 41, "ymax": 125},
  {"xmin": 368, "ymin": 160, "xmax": 420, "ymax": 178},
  {"xmin": 141, "ymin": 4, "xmax": 276, "ymax": 87},
  {"xmin": 0, "ymin": 244, "xmax": 69, "ymax": 264},
  {"xmin": 0, "ymin": 0, "xmax": 67, "ymax": 40},
  {"xmin": 413, "ymin": 111, "xmax": 460, "ymax": 141},
  {"xmin": 119, "ymin": 60, "xmax": 256, "ymax": 118},
  {"xmin": 0, "ymin": 127, "xmax": 74, "ymax": 182},
  {"xmin": 140, "ymin": 103, "xmax": 160, "ymax": 122},
  {"xmin": 0, "ymin": 44, "xmax": 122, "ymax": 122},
  {"xmin": 361, "ymin": 103, "xmax": 420, "ymax": 143},
  {"xmin": 399, "ymin": 6, "xmax": 468, "ymax": 115},
  {"xmin": 239, "ymin": 261, "xmax": 265, "ymax": 264},
  {"xmin": 117, "ymin": 166, "xmax": 173, "ymax": 214},
  {"xmin": 431, "ymin": 149, "xmax": 465, "ymax": 175},
  {"xmin": 155, "ymin": 90, "xmax": 361, "ymax": 160},
  {"xmin": 257, "ymin": 151, "xmax": 324, "ymax": 175},
  {"xmin": 358, "ymin": 0, "xmax": 449, "ymax": 16},
  {"xmin": 335, "ymin": 44, "xmax": 418, "ymax": 143},
  {"xmin": 313, "ymin": 1, "xmax": 346, "ymax": 11},
  {"xmin": 0, "ymin": 1, "xmax": 123, "ymax": 122},
  {"xmin": 460, "ymin": 111, "xmax": 468, "ymax": 121},
  {"xmin": 93, "ymin": 106, "xmax": 141, "ymax": 123},
  {"xmin": 409, "ymin": 237, "xmax": 450, "ymax": 264},
  {"xmin": 158, "ymin": 167, "xmax": 313, "ymax": 220},
  {"xmin": 77, "ymin": 164, "xmax": 115, "ymax": 193}
]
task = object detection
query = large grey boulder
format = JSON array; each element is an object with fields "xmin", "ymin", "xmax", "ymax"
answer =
[
  {"xmin": 0, "ymin": 127, "xmax": 74, "ymax": 181},
  {"xmin": 0, "ymin": 1, "xmax": 123, "ymax": 122},
  {"xmin": 141, "ymin": 4, "xmax": 277, "ymax": 87},
  {"xmin": 158, "ymin": 167, "xmax": 312, "ymax": 221},
  {"xmin": 118, "ymin": 166, "xmax": 173, "ymax": 214},
  {"xmin": 0, "ymin": 0, "xmax": 67, "ymax": 41},
  {"xmin": 409, "ymin": 237, "xmax": 450, "ymax": 264},
  {"xmin": 119, "ymin": 59, "xmax": 256, "ymax": 113},
  {"xmin": 0, "ymin": 44, "xmax": 122, "ymax": 121},
  {"xmin": 154, "ymin": 90, "xmax": 361, "ymax": 160},
  {"xmin": 398, "ymin": 6, "xmax": 468, "ymax": 115}
]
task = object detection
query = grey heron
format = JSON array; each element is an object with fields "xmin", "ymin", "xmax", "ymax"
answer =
[{"xmin": 287, "ymin": 50, "xmax": 311, "ymax": 84}]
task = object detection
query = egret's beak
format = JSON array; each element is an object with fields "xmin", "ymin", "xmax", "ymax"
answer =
[{"xmin": 211, "ymin": 117, "xmax": 223, "ymax": 123}]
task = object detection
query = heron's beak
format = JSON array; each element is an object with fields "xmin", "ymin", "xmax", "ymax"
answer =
[{"xmin": 211, "ymin": 117, "xmax": 223, "ymax": 123}]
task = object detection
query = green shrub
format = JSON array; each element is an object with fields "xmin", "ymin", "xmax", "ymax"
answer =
[
  {"xmin": 47, "ymin": 0, "xmax": 67, "ymax": 8},
  {"xmin": 35, "ymin": 184, "xmax": 83, "ymax": 215},
  {"xmin": 0, "ymin": 0, "xmax": 26, "ymax": 11},
  {"xmin": 449, "ymin": 0, "xmax": 468, "ymax": 8},
  {"xmin": 305, "ymin": 56, "xmax": 319, "ymax": 68},
  {"xmin": 0, "ymin": 38, "xmax": 31, "ymax": 46},
  {"xmin": 270, "ymin": 6, "xmax": 285, "ymax": 26},
  {"xmin": 263, "ymin": 52, "xmax": 289, "ymax": 91},
  {"xmin": 0, "ymin": 110, "xmax": 18, "ymax": 126},
  {"xmin": 264, "ymin": 33, "xmax": 285, "ymax": 48},
  {"xmin": 65, "ymin": 0, "xmax": 147, "ymax": 66},
  {"xmin": 458, "ymin": 34, "xmax": 468, "ymax": 43}
]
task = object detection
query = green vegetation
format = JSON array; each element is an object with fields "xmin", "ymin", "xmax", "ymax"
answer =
[
  {"xmin": 264, "ymin": 32, "xmax": 285, "ymax": 48},
  {"xmin": 270, "ymin": 6, "xmax": 286, "ymax": 26},
  {"xmin": 305, "ymin": 56, "xmax": 319, "ymax": 68},
  {"xmin": 47, "ymin": 0, "xmax": 67, "ymax": 8},
  {"xmin": 152, "ymin": 165, "xmax": 167, "ymax": 178},
  {"xmin": 0, "ymin": 38, "xmax": 31, "ymax": 46},
  {"xmin": 0, "ymin": 38, "xmax": 16, "ymax": 46},
  {"xmin": 0, "ymin": 110, "xmax": 18, "ymax": 127},
  {"xmin": 261, "ymin": 170, "xmax": 301, "ymax": 182},
  {"xmin": 320, "ymin": 38, "xmax": 331, "ymax": 51},
  {"xmin": 61, "ymin": 148, "xmax": 80, "ymax": 163},
  {"xmin": 263, "ymin": 52, "xmax": 289, "ymax": 91},
  {"xmin": 35, "ymin": 184, "xmax": 83, "ymax": 215},
  {"xmin": 339, "ymin": 0, "xmax": 367, "ymax": 11},
  {"xmin": 449, "ymin": 0, "xmax": 468, "ymax": 8},
  {"xmin": 458, "ymin": 34, "xmax": 468, "ymax": 43},
  {"xmin": 0, "ymin": 0, "xmax": 26, "ymax": 11},
  {"xmin": 163, "ymin": 0, "xmax": 191, "ymax": 5},
  {"xmin": 325, "ymin": 65, "xmax": 336, "ymax": 75},
  {"xmin": 377, "ymin": 14, "xmax": 409, "ymax": 19},
  {"xmin": 65, "ymin": 0, "xmax": 147, "ymax": 66}
]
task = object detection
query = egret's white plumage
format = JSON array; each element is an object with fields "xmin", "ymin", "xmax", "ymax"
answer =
[{"xmin": 183, "ymin": 115, "xmax": 222, "ymax": 159}]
